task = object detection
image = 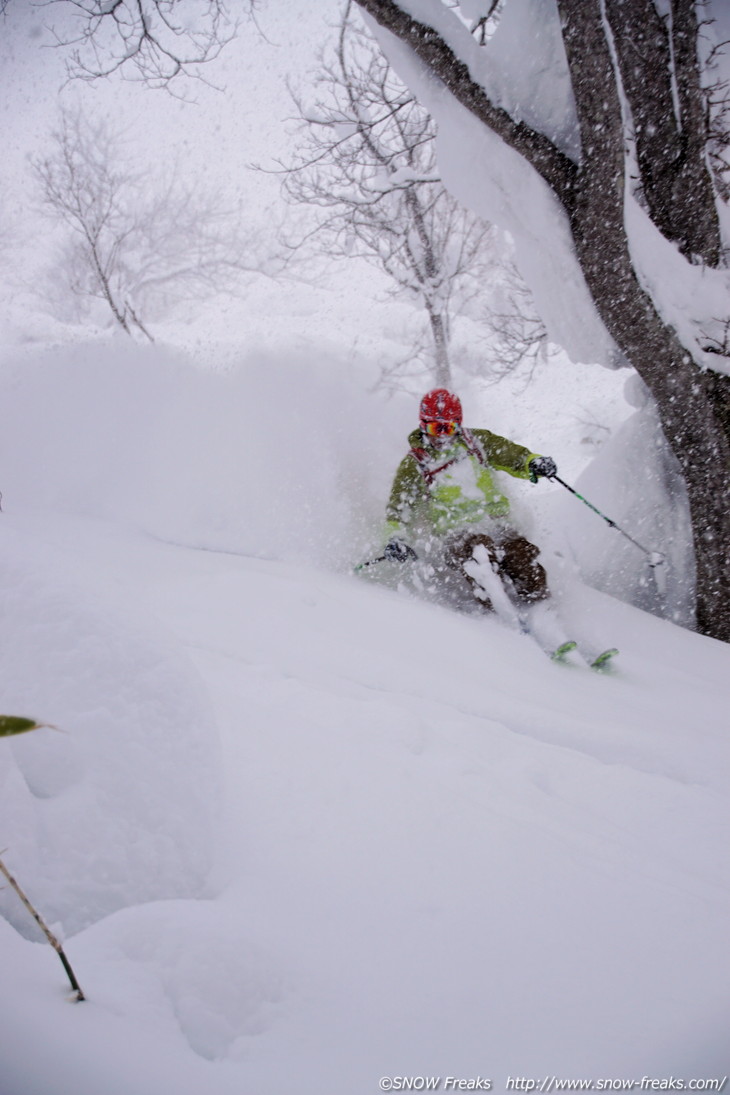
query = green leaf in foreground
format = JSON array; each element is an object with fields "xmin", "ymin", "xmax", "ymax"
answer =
[{"xmin": 0, "ymin": 716, "xmax": 43, "ymax": 738}]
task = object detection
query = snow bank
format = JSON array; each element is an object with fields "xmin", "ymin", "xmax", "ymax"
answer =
[
  {"xmin": 554, "ymin": 378, "xmax": 695, "ymax": 627},
  {"xmin": 75, "ymin": 898, "xmax": 286, "ymax": 1063},
  {"xmin": 0, "ymin": 523, "xmax": 219, "ymax": 937},
  {"xmin": 625, "ymin": 194, "xmax": 730, "ymax": 377}
]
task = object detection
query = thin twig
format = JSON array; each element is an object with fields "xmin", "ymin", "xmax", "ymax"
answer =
[{"xmin": 0, "ymin": 854, "xmax": 85, "ymax": 1001}]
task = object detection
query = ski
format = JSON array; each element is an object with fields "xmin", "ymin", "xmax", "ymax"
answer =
[
  {"xmin": 548, "ymin": 641, "xmax": 619, "ymax": 671},
  {"xmin": 538, "ymin": 637, "xmax": 620, "ymax": 671},
  {"xmin": 589, "ymin": 647, "xmax": 620, "ymax": 671},
  {"xmin": 550, "ymin": 639, "xmax": 578, "ymax": 662},
  {"xmin": 458, "ymin": 550, "xmax": 620, "ymax": 674}
]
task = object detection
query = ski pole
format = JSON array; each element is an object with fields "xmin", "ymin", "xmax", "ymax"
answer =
[
  {"xmin": 550, "ymin": 475, "xmax": 665, "ymax": 569},
  {"xmin": 354, "ymin": 554, "xmax": 390, "ymax": 572},
  {"xmin": 354, "ymin": 543, "xmax": 419, "ymax": 573}
]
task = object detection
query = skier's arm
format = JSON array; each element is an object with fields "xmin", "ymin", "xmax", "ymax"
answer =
[
  {"xmin": 385, "ymin": 455, "xmax": 426, "ymax": 536},
  {"xmin": 471, "ymin": 429, "xmax": 541, "ymax": 479}
]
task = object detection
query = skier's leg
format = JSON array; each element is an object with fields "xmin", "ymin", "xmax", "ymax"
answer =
[
  {"xmin": 443, "ymin": 531, "xmax": 499, "ymax": 611},
  {"xmin": 499, "ymin": 535, "xmax": 549, "ymax": 604},
  {"xmin": 497, "ymin": 535, "xmax": 585, "ymax": 657}
]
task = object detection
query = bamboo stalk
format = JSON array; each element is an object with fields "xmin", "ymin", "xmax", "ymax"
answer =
[{"xmin": 0, "ymin": 854, "xmax": 85, "ymax": 1002}]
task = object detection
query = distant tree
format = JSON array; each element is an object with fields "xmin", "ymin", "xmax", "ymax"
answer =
[
  {"xmin": 479, "ymin": 255, "xmax": 553, "ymax": 384},
  {"xmin": 279, "ymin": 0, "xmax": 497, "ymax": 388},
  {"xmin": 31, "ymin": 108, "xmax": 259, "ymax": 339}
]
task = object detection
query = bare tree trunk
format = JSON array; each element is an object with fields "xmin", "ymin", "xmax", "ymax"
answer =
[
  {"xmin": 670, "ymin": 1, "xmax": 722, "ymax": 265},
  {"xmin": 571, "ymin": 198, "xmax": 730, "ymax": 638},
  {"xmin": 604, "ymin": 0, "xmax": 721, "ymax": 264},
  {"xmin": 560, "ymin": 0, "xmax": 730, "ymax": 639},
  {"xmin": 88, "ymin": 238, "xmax": 131, "ymax": 335},
  {"xmin": 126, "ymin": 301, "xmax": 155, "ymax": 342},
  {"xmin": 426, "ymin": 306, "xmax": 451, "ymax": 386},
  {"xmin": 401, "ymin": 185, "xmax": 453, "ymax": 386}
]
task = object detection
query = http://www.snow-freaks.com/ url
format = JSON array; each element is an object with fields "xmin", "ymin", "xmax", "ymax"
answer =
[{"xmin": 377, "ymin": 1078, "xmax": 728, "ymax": 1093}]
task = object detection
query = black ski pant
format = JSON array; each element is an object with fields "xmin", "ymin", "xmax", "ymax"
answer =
[{"xmin": 443, "ymin": 529, "xmax": 549, "ymax": 611}]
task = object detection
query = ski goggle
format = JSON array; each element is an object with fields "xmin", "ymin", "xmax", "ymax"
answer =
[{"xmin": 423, "ymin": 420, "xmax": 459, "ymax": 437}]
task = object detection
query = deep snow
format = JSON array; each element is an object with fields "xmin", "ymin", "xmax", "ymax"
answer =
[{"xmin": 0, "ymin": 342, "xmax": 728, "ymax": 1095}]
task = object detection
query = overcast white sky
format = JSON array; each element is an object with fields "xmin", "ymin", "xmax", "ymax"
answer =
[{"xmin": 0, "ymin": 1, "xmax": 348, "ymax": 253}]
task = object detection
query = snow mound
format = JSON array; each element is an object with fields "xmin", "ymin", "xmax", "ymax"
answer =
[
  {"xmin": 559, "ymin": 388, "xmax": 695, "ymax": 627},
  {"xmin": 76, "ymin": 899, "xmax": 286, "ymax": 1061},
  {"xmin": 0, "ymin": 524, "xmax": 220, "ymax": 937}
]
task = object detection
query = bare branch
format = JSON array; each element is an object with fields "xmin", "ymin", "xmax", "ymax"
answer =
[{"xmin": 39, "ymin": 0, "xmax": 244, "ymax": 92}]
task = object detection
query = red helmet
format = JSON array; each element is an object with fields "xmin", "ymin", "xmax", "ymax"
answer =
[{"xmin": 419, "ymin": 388, "xmax": 463, "ymax": 426}]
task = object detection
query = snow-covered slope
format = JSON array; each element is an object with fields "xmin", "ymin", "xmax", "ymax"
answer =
[{"xmin": 0, "ymin": 343, "xmax": 728, "ymax": 1091}]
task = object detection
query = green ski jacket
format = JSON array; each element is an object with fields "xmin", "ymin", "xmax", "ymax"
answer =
[{"xmin": 385, "ymin": 427, "xmax": 540, "ymax": 538}]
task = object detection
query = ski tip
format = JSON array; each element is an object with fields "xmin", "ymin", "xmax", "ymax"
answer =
[
  {"xmin": 590, "ymin": 648, "xmax": 619, "ymax": 671},
  {"xmin": 551, "ymin": 640, "xmax": 578, "ymax": 662}
]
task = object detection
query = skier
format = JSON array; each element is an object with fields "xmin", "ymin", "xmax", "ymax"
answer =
[{"xmin": 382, "ymin": 388, "xmax": 557, "ymax": 613}]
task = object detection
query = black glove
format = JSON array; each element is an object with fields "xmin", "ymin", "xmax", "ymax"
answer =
[
  {"xmin": 383, "ymin": 537, "xmax": 418, "ymax": 563},
  {"xmin": 529, "ymin": 456, "xmax": 557, "ymax": 482}
]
